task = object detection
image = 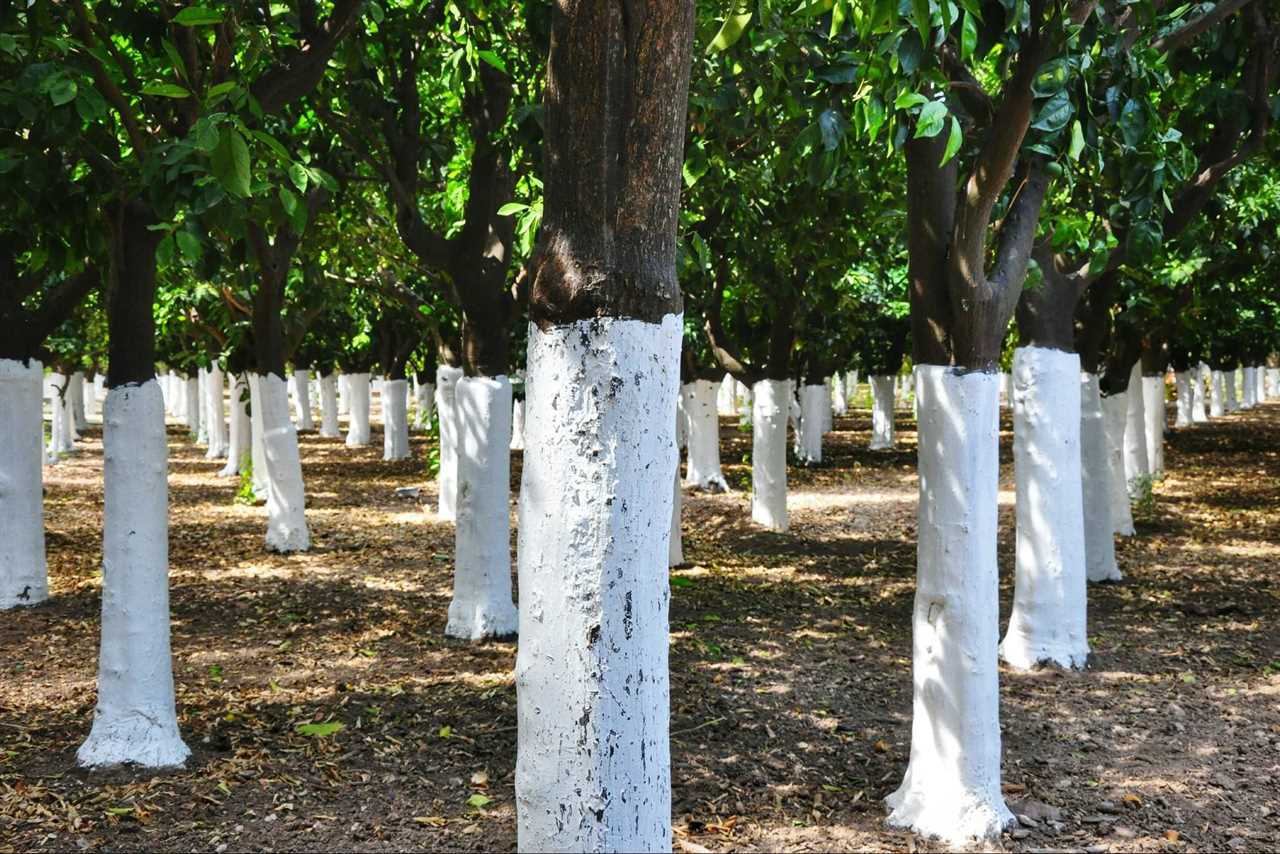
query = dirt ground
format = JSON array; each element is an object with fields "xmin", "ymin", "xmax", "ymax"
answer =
[{"xmin": 2, "ymin": 391, "xmax": 1279, "ymax": 853}]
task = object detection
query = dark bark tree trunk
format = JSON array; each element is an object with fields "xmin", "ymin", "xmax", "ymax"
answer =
[
  {"xmin": 1017, "ymin": 242, "xmax": 1088, "ymax": 352},
  {"xmin": 105, "ymin": 200, "xmax": 163, "ymax": 387}
]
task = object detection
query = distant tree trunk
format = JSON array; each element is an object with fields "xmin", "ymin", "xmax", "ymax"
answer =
[
  {"xmin": 515, "ymin": 4, "xmax": 693, "ymax": 849},
  {"xmin": 0, "ymin": 358, "xmax": 48, "ymax": 609}
]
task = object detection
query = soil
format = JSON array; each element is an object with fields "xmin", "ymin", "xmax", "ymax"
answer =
[{"xmin": 3, "ymin": 392, "xmax": 1279, "ymax": 853}]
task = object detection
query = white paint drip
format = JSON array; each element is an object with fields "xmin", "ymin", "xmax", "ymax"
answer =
[
  {"xmin": 256, "ymin": 374, "xmax": 310, "ymax": 553},
  {"xmin": 515, "ymin": 316, "xmax": 679, "ymax": 852},
  {"xmin": 218, "ymin": 373, "xmax": 250, "ymax": 478},
  {"xmin": 1079, "ymin": 374, "xmax": 1122, "ymax": 582},
  {"xmin": 1123, "ymin": 362, "xmax": 1149, "ymax": 496},
  {"xmin": 78, "ymin": 380, "xmax": 190, "ymax": 769},
  {"xmin": 318, "ymin": 373, "xmax": 340, "ymax": 438},
  {"xmin": 1173, "ymin": 371, "xmax": 1192, "ymax": 428},
  {"xmin": 869, "ymin": 375, "xmax": 896, "ymax": 450},
  {"xmin": 751, "ymin": 379, "xmax": 789, "ymax": 532},
  {"xmin": 292, "ymin": 369, "xmax": 315, "ymax": 430},
  {"xmin": 446, "ymin": 376, "xmax": 517, "ymax": 641},
  {"xmin": 797, "ymin": 384, "xmax": 826, "ymax": 464},
  {"xmin": 1100, "ymin": 391, "xmax": 1136, "ymax": 537},
  {"xmin": 681, "ymin": 379, "xmax": 728, "ymax": 492},
  {"xmin": 886, "ymin": 366, "xmax": 1013, "ymax": 844},
  {"xmin": 344, "ymin": 373, "xmax": 372, "ymax": 447},
  {"xmin": 382, "ymin": 378, "xmax": 411, "ymax": 461},
  {"xmin": 435, "ymin": 365, "xmax": 463, "ymax": 521},
  {"xmin": 0, "ymin": 359, "xmax": 48, "ymax": 609},
  {"xmin": 1000, "ymin": 348, "xmax": 1090, "ymax": 671}
]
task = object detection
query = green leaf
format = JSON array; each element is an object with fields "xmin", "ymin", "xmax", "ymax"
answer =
[
  {"xmin": 193, "ymin": 118, "xmax": 219, "ymax": 153},
  {"xmin": 818, "ymin": 108, "xmax": 847, "ymax": 151},
  {"xmin": 175, "ymin": 230, "xmax": 202, "ymax": 262},
  {"xmin": 1068, "ymin": 119, "xmax": 1085, "ymax": 161},
  {"xmin": 911, "ymin": 0, "xmax": 932, "ymax": 45},
  {"xmin": 296, "ymin": 721, "xmax": 345, "ymax": 737},
  {"xmin": 48, "ymin": 78, "xmax": 77, "ymax": 106},
  {"xmin": 162, "ymin": 39, "xmax": 187, "ymax": 80},
  {"xmin": 142, "ymin": 82, "xmax": 192, "ymax": 99},
  {"xmin": 914, "ymin": 100, "xmax": 947, "ymax": 139},
  {"xmin": 1031, "ymin": 90, "xmax": 1072, "ymax": 133},
  {"xmin": 206, "ymin": 81, "xmax": 237, "ymax": 101},
  {"xmin": 894, "ymin": 91, "xmax": 927, "ymax": 110},
  {"xmin": 496, "ymin": 202, "xmax": 529, "ymax": 216},
  {"xmin": 288, "ymin": 162, "xmax": 309, "ymax": 193},
  {"xmin": 251, "ymin": 130, "xmax": 291, "ymax": 162},
  {"xmin": 829, "ymin": 0, "xmax": 848, "ymax": 38},
  {"xmin": 438, "ymin": 725, "xmax": 453, "ymax": 738},
  {"xmin": 961, "ymin": 10, "xmax": 977, "ymax": 59},
  {"xmin": 279, "ymin": 186, "xmax": 300, "ymax": 217},
  {"xmin": 173, "ymin": 6, "xmax": 223, "ymax": 25},
  {"xmin": 940, "ymin": 115, "xmax": 962, "ymax": 164},
  {"xmin": 466, "ymin": 794, "xmax": 492, "ymax": 809},
  {"xmin": 477, "ymin": 50, "xmax": 507, "ymax": 73},
  {"xmin": 707, "ymin": 12, "xmax": 752, "ymax": 53},
  {"xmin": 211, "ymin": 127, "xmax": 251, "ymax": 198}
]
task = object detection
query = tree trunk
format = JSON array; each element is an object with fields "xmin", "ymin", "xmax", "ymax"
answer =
[
  {"xmin": 0, "ymin": 358, "xmax": 48, "ymax": 609},
  {"xmin": 434, "ymin": 364, "xmax": 463, "ymax": 520},
  {"xmin": 204, "ymin": 364, "xmax": 228, "ymax": 459},
  {"xmin": 183, "ymin": 374, "xmax": 201, "ymax": 438},
  {"xmin": 796, "ymin": 383, "xmax": 826, "ymax": 465},
  {"xmin": 1142, "ymin": 373, "xmax": 1165, "ymax": 476},
  {"xmin": 414, "ymin": 376, "xmax": 435, "ymax": 430},
  {"xmin": 319, "ymin": 373, "xmax": 341, "ymax": 437},
  {"xmin": 80, "ymin": 199, "xmax": 188, "ymax": 768},
  {"xmin": 1123, "ymin": 361, "xmax": 1150, "ymax": 495},
  {"xmin": 750, "ymin": 379, "xmax": 789, "ymax": 531},
  {"xmin": 869, "ymin": 375, "xmax": 896, "ymax": 450},
  {"xmin": 219, "ymin": 373, "xmax": 251, "ymax": 477},
  {"xmin": 381, "ymin": 378, "xmax": 411, "ymax": 461},
  {"xmin": 256, "ymin": 372, "xmax": 309, "ymax": 553},
  {"xmin": 1101, "ymin": 391, "xmax": 1136, "ymax": 536},
  {"xmin": 681, "ymin": 379, "xmax": 727, "ymax": 492},
  {"xmin": 515, "ymin": 4, "xmax": 692, "ymax": 848},
  {"xmin": 292, "ymin": 368, "xmax": 316, "ymax": 430},
  {"xmin": 1224, "ymin": 368, "xmax": 1240, "ymax": 411},
  {"xmin": 1173, "ymin": 372, "xmax": 1193, "ymax": 427},
  {"xmin": 344, "ymin": 373, "xmax": 373, "ymax": 447},
  {"xmin": 1080, "ymin": 373, "xmax": 1122, "ymax": 581},
  {"xmin": 69, "ymin": 371, "xmax": 89, "ymax": 432},
  {"xmin": 1192, "ymin": 364, "xmax": 1209, "ymax": 422}
]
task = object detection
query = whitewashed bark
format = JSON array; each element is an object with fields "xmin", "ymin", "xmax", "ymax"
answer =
[
  {"xmin": 681, "ymin": 379, "xmax": 728, "ymax": 492},
  {"xmin": 869, "ymin": 375, "xmax": 896, "ymax": 450},
  {"xmin": 338, "ymin": 373, "xmax": 350, "ymax": 415},
  {"xmin": 1123, "ymin": 363, "xmax": 1149, "ymax": 496},
  {"xmin": 1191, "ymin": 364, "xmax": 1209, "ymax": 422},
  {"xmin": 414, "ymin": 379, "xmax": 435, "ymax": 430},
  {"xmin": 256, "ymin": 374, "xmax": 310, "ymax": 553},
  {"xmin": 291, "ymin": 369, "xmax": 315, "ymax": 430},
  {"xmin": 344, "ymin": 373, "xmax": 372, "ymax": 447},
  {"xmin": 797, "ymin": 384, "xmax": 826, "ymax": 464},
  {"xmin": 999, "ymin": 371, "xmax": 1013, "ymax": 408},
  {"xmin": 248, "ymin": 374, "xmax": 268, "ymax": 500},
  {"xmin": 510, "ymin": 397, "xmax": 526, "ymax": 451},
  {"xmin": 515, "ymin": 317, "xmax": 678, "ymax": 852},
  {"xmin": 382, "ymin": 378, "xmax": 411, "ymax": 461},
  {"xmin": 751, "ymin": 379, "xmax": 789, "ymax": 532},
  {"xmin": 737, "ymin": 381, "xmax": 753, "ymax": 429},
  {"xmin": 1241, "ymin": 366, "xmax": 1257, "ymax": 409},
  {"xmin": 845, "ymin": 370, "xmax": 859, "ymax": 407},
  {"xmin": 218, "ymin": 373, "xmax": 250, "ymax": 477},
  {"xmin": 183, "ymin": 375, "xmax": 201, "ymax": 439},
  {"xmin": 1080, "ymin": 374, "xmax": 1122, "ymax": 582},
  {"xmin": 68, "ymin": 371, "xmax": 88, "ymax": 432},
  {"xmin": 446, "ymin": 376, "xmax": 517, "ymax": 640},
  {"xmin": 1142, "ymin": 374, "xmax": 1165, "ymax": 477},
  {"xmin": 1254, "ymin": 365, "xmax": 1265, "ymax": 403},
  {"xmin": 1173, "ymin": 371, "xmax": 1192, "ymax": 428},
  {"xmin": 1210, "ymin": 369, "xmax": 1225, "ymax": 417},
  {"xmin": 1, "ymin": 359, "xmax": 48, "ymax": 609},
  {"xmin": 204, "ymin": 364, "xmax": 227, "ymax": 459},
  {"xmin": 435, "ymin": 365, "xmax": 463, "ymax": 521},
  {"xmin": 1267, "ymin": 368, "xmax": 1280, "ymax": 400},
  {"xmin": 195, "ymin": 369, "xmax": 211, "ymax": 445},
  {"xmin": 1224, "ymin": 369, "xmax": 1239, "ymax": 412},
  {"xmin": 1100, "ymin": 392, "xmax": 1136, "ymax": 536},
  {"xmin": 48, "ymin": 373, "xmax": 75, "ymax": 457},
  {"xmin": 886, "ymin": 366, "xmax": 1012, "ymax": 844},
  {"xmin": 317, "ymin": 373, "xmax": 340, "ymax": 437},
  {"xmin": 717, "ymin": 372, "xmax": 736, "ymax": 415},
  {"xmin": 1000, "ymin": 348, "xmax": 1090, "ymax": 671},
  {"xmin": 832, "ymin": 373, "xmax": 848, "ymax": 416},
  {"xmin": 822, "ymin": 381, "xmax": 833, "ymax": 433},
  {"xmin": 91, "ymin": 373, "xmax": 106, "ymax": 418},
  {"xmin": 77, "ymin": 380, "xmax": 190, "ymax": 769}
]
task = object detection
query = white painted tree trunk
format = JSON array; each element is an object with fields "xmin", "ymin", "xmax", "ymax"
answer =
[
  {"xmin": 717, "ymin": 372, "xmax": 736, "ymax": 415},
  {"xmin": 414, "ymin": 380, "xmax": 435, "ymax": 430},
  {"xmin": 344, "ymin": 373, "xmax": 372, "ymax": 447},
  {"xmin": 1224, "ymin": 369, "xmax": 1239, "ymax": 411},
  {"xmin": 446, "ymin": 376, "xmax": 517, "ymax": 641},
  {"xmin": 1173, "ymin": 371, "xmax": 1192, "ymax": 428},
  {"xmin": 248, "ymin": 374, "xmax": 268, "ymax": 500},
  {"xmin": 515, "ymin": 317, "xmax": 678, "ymax": 852},
  {"xmin": 797, "ymin": 384, "xmax": 826, "ymax": 464},
  {"xmin": 1210, "ymin": 370, "xmax": 1225, "ymax": 417},
  {"xmin": 204, "ymin": 365, "xmax": 227, "ymax": 459},
  {"xmin": 750, "ymin": 379, "xmax": 789, "ymax": 532},
  {"xmin": 822, "ymin": 381, "xmax": 833, "ymax": 433},
  {"xmin": 291, "ymin": 369, "xmax": 315, "ymax": 430},
  {"xmin": 183, "ymin": 375, "xmax": 201, "ymax": 439},
  {"xmin": 1000, "ymin": 348, "xmax": 1090, "ymax": 671},
  {"xmin": 382, "ymin": 378, "xmax": 411, "ymax": 461},
  {"xmin": 886, "ymin": 366, "xmax": 1012, "ymax": 844},
  {"xmin": 196, "ymin": 369, "xmax": 211, "ymax": 445},
  {"xmin": 77, "ymin": 380, "xmax": 190, "ymax": 769},
  {"xmin": 510, "ymin": 398, "xmax": 525, "ymax": 450},
  {"xmin": 1123, "ymin": 363, "xmax": 1149, "ymax": 496},
  {"xmin": 832, "ymin": 373, "xmax": 848, "ymax": 416},
  {"xmin": 218, "ymin": 373, "xmax": 250, "ymax": 477},
  {"xmin": 435, "ymin": 365, "xmax": 463, "ymax": 521},
  {"xmin": 869, "ymin": 375, "xmax": 896, "ymax": 450},
  {"xmin": 1, "ymin": 359, "xmax": 48, "ymax": 609},
  {"xmin": 1191, "ymin": 365, "xmax": 1209, "ymax": 422},
  {"xmin": 737, "ymin": 381, "xmax": 753, "ymax": 429},
  {"xmin": 91, "ymin": 373, "xmax": 106, "ymax": 418},
  {"xmin": 1267, "ymin": 368, "xmax": 1280, "ymax": 400},
  {"xmin": 1254, "ymin": 365, "xmax": 1265, "ymax": 403},
  {"xmin": 48, "ymin": 373, "xmax": 75, "ymax": 457},
  {"xmin": 317, "ymin": 373, "xmax": 340, "ymax": 438},
  {"xmin": 1100, "ymin": 392, "xmax": 1136, "ymax": 537},
  {"xmin": 1142, "ymin": 374, "xmax": 1164, "ymax": 477},
  {"xmin": 1241, "ymin": 366, "xmax": 1257, "ymax": 409},
  {"xmin": 69, "ymin": 371, "xmax": 88, "ymax": 432},
  {"xmin": 669, "ymin": 466, "xmax": 684, "ymax": 567},
  {"xmin": 256, "ymin": 374, "xmax": 310, "ymax": 553},
  {"xmin": 999, "ymin": 371, "xmax": 1013, "ymax": 408},
  {"xmin": 681, "ymin": 379, "xmax": 728, "ymax": 492},
  {"xmin": 338, "ymin": 373, "xmax": 350, "ymax": 415},
  {"xmin": 1080, "ymin": 374, "xmax": 1122, "ymax": 582}
]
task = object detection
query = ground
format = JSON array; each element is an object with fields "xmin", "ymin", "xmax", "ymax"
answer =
[{"xmin": 2, "ymin": 392, "xmax": 1279, "ymax": 853}]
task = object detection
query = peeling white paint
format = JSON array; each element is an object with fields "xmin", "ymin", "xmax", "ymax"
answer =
[
  {"xmin": 1100, "ymin": 391, "xmax": 1136, "ymax": 537},
  {"xmin": 1079, "ymin": 373, "xmax": 1122, "ymax": 582},
  {"xmin": 0, "ymin": 359, "xmax": 48, "ymax": 609},
  {"xmin": 869, "ymin": 375, "xmax": 896, "ymax": 450},
  {"xmin": 886, "ymin": 366, "xmax": 1012, "ymax": 844},
  {"xmin": 78, "ymin": 380, "xmax": 190, "ymax": 769},
  {"xmin": 681, "ymin": 379, "xmax": 728, "ymax": 492},
  {"xmin": 1001, "ymin": 348, "xmax": 1090, "ymax": 671},
  {"xmin": 515, "ymin": 316, "xmax": 679, "ymax": 852},
  {"xmin": 344, "ymin": 373, "xmax": 372, "ymax": 447},
  {"xmin": 382, "ymin": 378, "xmax": 411, "ymax": 461},
  {"xmin": 751, "ymin": 379, "xmax": 789, "ymax": 532}
]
